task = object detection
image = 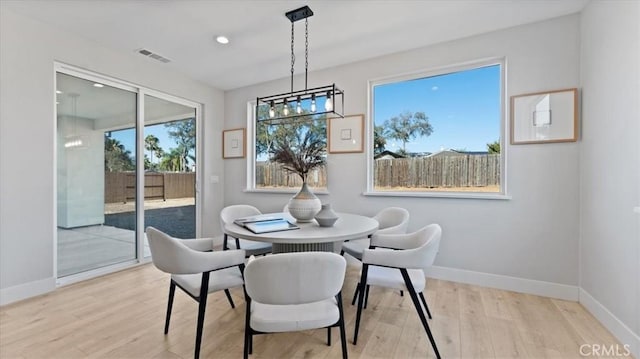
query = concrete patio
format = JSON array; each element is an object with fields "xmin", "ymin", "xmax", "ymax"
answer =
[{"xmin": 58, "ymin": 198, "xmax": 195, "ymax": 277}]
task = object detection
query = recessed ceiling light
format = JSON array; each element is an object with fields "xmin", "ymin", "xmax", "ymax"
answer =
[
  {"xmin": 216, "ymin": 35, "xmax": 229, "ymax": 44},
  {"xmin": 93, "ymin": 83, "xmax": 104, "ymax": 88},
  {"xmin": 56, "ymin": 90, "xmax": 62, "ymax": 94}
]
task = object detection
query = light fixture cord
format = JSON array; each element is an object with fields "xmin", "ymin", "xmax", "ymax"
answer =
[
  {"xmin": 290, "ymin": 21, "xmax": 295, "ymax": 94},
  {"xmin": 305, "ymin": 17, "xmax": 309, "ymax": 91}
]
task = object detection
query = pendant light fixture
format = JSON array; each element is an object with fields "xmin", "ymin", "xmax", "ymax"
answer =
[{"xmin": 256, "ymin": 5, "xmax": 344, "ymax": 123}]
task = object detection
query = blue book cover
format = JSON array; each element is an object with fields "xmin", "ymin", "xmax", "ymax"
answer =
[{"xmin": 244, "ymin": 219, "xmax": 299, "ymax": 234}]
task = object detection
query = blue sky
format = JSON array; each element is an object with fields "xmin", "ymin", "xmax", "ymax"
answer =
[{"xmin": 374, "ymin": 64, "xmax": 501, "ymax": 153}]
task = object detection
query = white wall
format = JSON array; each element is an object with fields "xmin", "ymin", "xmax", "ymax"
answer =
[
  {"xmin": 579, "ymin": 0, "xmax": 640, "ymax": 356},
  {"xmin": 0, "ymin": 9, "xmax": 225, "ymax": 303},
  {"xmin": 224, "ymin": 15, "xmax": 581, "ymax": 295},
  {"xmin": 57, "ymin": 116, "xmax": 105, "ymax": 228}
]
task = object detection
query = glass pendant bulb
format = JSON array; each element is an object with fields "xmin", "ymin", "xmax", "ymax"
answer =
[
  {"xmin": 283, "ymin": 99, "xmax": 289, "ymax": 116},
  {"xmin": 296, "ymin": 96, "xmax": 302, "ymax": 114},
  {"xmin": 310, "ymin": 94, "xmax": 317, "ymax": 112},
  {"xmin": 324, "ymin": 91, "xmax": 333, "ymax": 111},
  {"xmin": 269, "ymin": 100, "xmax": 275, "ymax": 118}
]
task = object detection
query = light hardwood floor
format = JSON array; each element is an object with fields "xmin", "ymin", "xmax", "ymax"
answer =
[{"xmin": 0, "ymin": 263, "xmax": 624, "ymax": 359}]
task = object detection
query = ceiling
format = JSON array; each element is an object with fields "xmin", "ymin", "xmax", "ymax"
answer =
[
  {"xmin": 3, "ymin": 0, "xmax": 589, "ymax": 91},
  {"xmin": 56, "ymin": 72, "xmax": 194, "ymax": 127}
]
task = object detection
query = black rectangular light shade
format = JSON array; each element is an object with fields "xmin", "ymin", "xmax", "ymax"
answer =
[{"xmin": 256, "ymin": 84, "xmax": 344, "ymax": 123}]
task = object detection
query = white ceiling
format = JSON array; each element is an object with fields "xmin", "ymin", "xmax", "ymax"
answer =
[
  {"xmin": 3, "ymin": 0, "xmax": 589, "ymax": 91},
  {"xmin": 56, "ymin": 72, "xmax": 194, "ymax": 127}
]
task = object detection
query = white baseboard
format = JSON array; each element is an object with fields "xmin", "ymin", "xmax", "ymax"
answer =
[
  {"xmin": 579, "ymin": 288, "xmax": 640, "ymax": 358},
  {"xmin": 0, "ymin": 277, "xmax": 56, "ymax": 306},
  {"xmin": 426, "ymin": 265, "xmax": 580, "ymax": 301},
  {"xmin": 56, "ymin": 259, "xmax": 146, "ymax": 287}
]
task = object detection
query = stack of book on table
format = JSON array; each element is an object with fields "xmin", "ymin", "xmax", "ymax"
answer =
[{"xmin": 233, "ymin": 214, "xmax": 299, "ymax": 234}]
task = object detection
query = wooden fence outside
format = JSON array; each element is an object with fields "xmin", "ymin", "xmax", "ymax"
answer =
[
  {"xmin": 374, "ymin": 154, "xmax": 500, "ymax": 188},
  {"xmin": 255, "ymin": 154, "xmax": 499, "ymax": 189},
  {"xmin": 255, "ymin": 163, "xmax": 327, "ymax": 188},
  {"xmin": 105, "ymin": 172, "xmax": 195, "ymax": 203}
]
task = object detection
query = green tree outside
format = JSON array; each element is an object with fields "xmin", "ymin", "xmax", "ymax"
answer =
[
  {"xmin": 383, "ymin": 111, "xmax": 433, "ymax": 156},
  {"xmin": 159, "ymin": 148, "xmax": 184, "ymax": 172},
  {"xmin": 255, "ymin": 105, "xmax": 326, "ymax": 160},
  {"xmin": 164, "ymin": 118, "xmax": 195, "ymax": 172},
  {"xmin": 373, "ymin": 124, "xmax": 387, "ymax": 156},
  {"xmin": 104, "ymin": 136, "xmax": 134, "ymax": 172},
  {"xmin": 144, "ymin": 134, "xmax": 163, "ymax": 171},
  {"xmin": 487, "ymin": 140, "xmax": 500, "ymax": 154}
]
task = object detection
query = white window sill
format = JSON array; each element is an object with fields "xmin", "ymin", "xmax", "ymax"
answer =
[
  {"xmin": 362, "ymin": 191, "xmax": 511, "ymax": 200},
  {"xmin": 244, "ymin": 188, "xmax": 330, "ymax": 195}
]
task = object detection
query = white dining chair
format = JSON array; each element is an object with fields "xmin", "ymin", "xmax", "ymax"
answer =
[
  {"xmin": 220, "ymin": 204, "xmax": 272, "ymax": 256},
  {"xmin": 340, "ymin": 207, "xmax": 410, "ymax": 260},
  {"xmin": 342, "ymin": 207, "xmax": 410, "ymax": 303},
  {"xmin": 243, "ymin": 252, "xmax": 348, "ymax": 359},
  {"xmin": 146, "ymin": 227, "xmax": 246, "ymax": 359},
  {"xmin": 352, "ymin": 224, "xmax": 442, "ymax": 359}
]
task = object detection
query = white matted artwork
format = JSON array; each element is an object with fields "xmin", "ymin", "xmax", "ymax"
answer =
[
  {"xmin": 510, "ymin": 88, "xmax": 578, "ymax": 144},
  {"xmin": 328, "ymin": 114, "xmax": 364, "ymax": 153},
  {"xmin": 223, "ymin": 128, "xmax": 245, "ymax": 158}
]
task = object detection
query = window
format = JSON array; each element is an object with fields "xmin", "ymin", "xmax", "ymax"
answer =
[
  {"xmin": 369, "ymin": 60, "xmax": 505, "ymax": 197},
  {"xmin": 250, "ymin": 103, "xmax": 328, "ymax": 191}
]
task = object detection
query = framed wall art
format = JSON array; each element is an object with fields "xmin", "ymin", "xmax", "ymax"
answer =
[
  {"xmin": 222, "ymin": 128, "xmax": 246, "ymax": 158},
  {"xmin": 510, "ymin": 88, "xmax": 578, "ymax": 144},
  {"xmin": 328, "ymin": 114, "xmax": 364, "ymax": 153}
]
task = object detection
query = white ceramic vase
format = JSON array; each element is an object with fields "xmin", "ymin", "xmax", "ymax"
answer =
[
  {"xmin": 288, "ymin": 182, "xmax": 321, "ymax": 223},
  {"xmin": 314, "ymin": 203, "xmax": 339, "ymax": 227}
]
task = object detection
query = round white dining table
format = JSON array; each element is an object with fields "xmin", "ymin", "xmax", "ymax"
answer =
[{"xmin": 224, "ymin": 212, "xmax": 379, "ymax": 253}]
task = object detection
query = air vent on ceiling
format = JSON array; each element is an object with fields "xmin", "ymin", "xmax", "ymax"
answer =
[{"xmin": 137, "ymin": 48, "xmax": 171, "ymax": 63}]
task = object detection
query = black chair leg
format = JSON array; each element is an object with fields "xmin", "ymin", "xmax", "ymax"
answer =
[
  {"xmin": 400, "ymin": 269, "xmax": 440, "ymax": 359},
  {"xmin": 243, "ymin": 331, "xmax": 252, "ymax": 359},
  {"xmin": 340, "ymin": 249, "xmax": 345, "ymax": 256},
  {"xmin": 224, "ymin": 289, "xmax": 235, "ymax": 308},
  {"xmin": 244, "ymin": 333, "xmax": 253, "ymax": 358},
  {"xmin": 327, "ymin": 327, "xmax": 331, "ymax": 346},
  {"xmin": 353, "ymin": 264, "xmax": 369, "ymax": 345},
  {"xmin": 194, "ymin": 272, "xmax": 210, "ymax": 359},
  {"xmin": 364, "ymin": 285, "xmax": 370, "ymax": 309},
  {"xmin": 419, "ymin": 292, "xmax": 432, "ymax": 319},
  {"xmin": 243, "ymin": 285, "xmax": 251, "ymax": 359},
  {"xmin": 336, "ymin": 292, "xmax": 348, "ymax": 359},
  {"xmin": 235, "ymin": 238, "xmax": 241, "ymax": 250},
  {"xmin": 351, "ymin": 283, "xmax": 360, "ymax": 305},
  {"xmin": 400, "ymin": 290, "xmax": 404, "ymax": 297},
  {"xmin": 164, "ymin": 281, "xmax": 176, "ymax": 334},
  {"xmin": 243, "ymin": 331, "xmax": 250, "ymax": 359}
]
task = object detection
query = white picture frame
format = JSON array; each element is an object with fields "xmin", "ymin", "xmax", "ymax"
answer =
[
  {"xmin": 223, "ymin": 128, "xmax": 245, "ymax": 158},
  {"xmin": 328, "ymin": 114, "xmax": 364, "ymax": 153},
  {"xmin": 510, "ymin": 88, "xmax": 578, "ymax": 144}
]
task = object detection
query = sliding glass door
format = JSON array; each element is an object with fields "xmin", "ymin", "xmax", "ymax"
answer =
[
  {"xmin": 143, "ymin": 95, "xmax": 197, "ymax": 245},
  {"xmin": 56, "ymin": 72, "xmax": 138, "ymax": 277},
  {"xmin": 55, "ymin": 66, "xmax": 201, "ymax": 278}
]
